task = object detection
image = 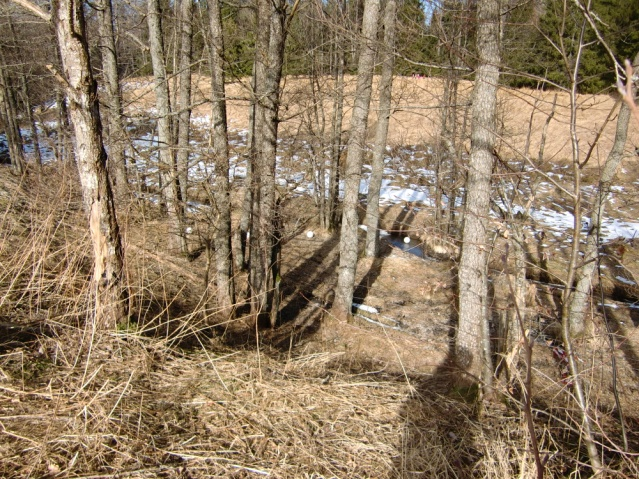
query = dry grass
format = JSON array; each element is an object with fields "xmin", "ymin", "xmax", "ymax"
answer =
[{"xmin": 1, "ymin": 158, "xmax": 639, "ymax": 479}]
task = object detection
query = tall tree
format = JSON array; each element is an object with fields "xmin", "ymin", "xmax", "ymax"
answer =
[
  {"xmin": 176, "ymin": 0, "xmax": 193, "ymax": 206},
  {"xmin": 208, "ymin": 0, "xmax": 235, "ymax": 315},
  {"xmin": 11, "ymin": 0, "xmax": 128, "ymax": 328},
  {"xmin": 364, "ymin": 0, "xmax": 397, "ymax": 257},
  {"xmin": 97, "ymin": 0, "xmax": 129, "ymax": 199},
  {"xmin": 147, "ymin": 0, "xmax": 187, "ymax": 253},
  {"xmin": 0, "ymin": 58, "xmax": 25, "ymax": 175},
  {"xmin": 333, "ymin": 0, "xmax": 380, "ymax": 320},
  {"xmin": 455, "ymin": 0, "xmax": 501, "ymax": 388},
  {"xmin": 248, "ymin": 0, "xmax": 295, "ymax": 325}
]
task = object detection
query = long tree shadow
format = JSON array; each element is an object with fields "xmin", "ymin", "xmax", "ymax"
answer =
[
  {"xmin": 267, "ymin": 233, "xmax": 341, "ymax": 349},
  {"xmin": 606, "ymin": 306, "xmax": 639, "ymax": 380}
]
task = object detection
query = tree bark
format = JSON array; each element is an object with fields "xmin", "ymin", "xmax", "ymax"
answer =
[
  {"xmin": 147, "ymin": 0, "xmax": 187, "ymax": 253},
  {"xmin": 567, "ymin": 55, "xmax": 638, "ymax": 335},
  {"xmin": 208, "ymin": 0, "xmax": 235, "ymax": 315},
  {"xmin": 456, "ymin": 0, "xmax": 500, "ymax": 387},
  {"xmin": 51, "ymin": 0, "xmax": 127, "ymax": 329},
  {"xmin": 249, "ymin": 0, "xmax": 288, "ymax": 324},
  {"xmin": 364, "ymin": 0, "xmax": 396, "ymax": 257},
  {"xmin": 333, "ymin": 0, "xmax": 380, "ymax": 320},
  {"xmin": 328, "ymin": 1, "xmax": 346, "ymax": 231},
  {"xmin": 98, "ymin": 0, "xmax": 129, "ymax": 200},
  {"xmin": 0, "ymin": 50, "xmax": 25, "ymax": 175},
  {"xmin": 176, "ymin": 0, "xmax": 193, "ymax": 207}
]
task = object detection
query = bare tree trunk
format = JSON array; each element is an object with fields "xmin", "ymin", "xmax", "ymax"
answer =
[
  {"xmin": 328, "ymin": 12, "xmax": 345, "ymax": 232},
  {"xmin": 234, "ymin": 66, "xmax": 256, "ymax": 271},
  {"xmin": 249, "ymin": 0, "xmax": 288, "ymax": 324},
  {"xmin": 456, "ymin": 0, "xmax": 500, "ymax": 388},
  {"xmin": 5, "ymin": 14, "xmax": 42, "ymax": 171},
  {"xmin": 558, "ymin": 17, "xmax": 602, "ymax": 473},
  {"xmin": 0, "ymin": 52, "xmax": 25, "ymax": 175},
  {"xmin": 333, "ymin": 0, "xmax": 380, "ymax": 321},
  {"xmin": 98, "ymin": 0, "xmax": 129, "ymax": 200},
  {"xmin": 51, "ymin": 0, "xmax": 127, "ymax": 328},
  {"xmin": 568, "ymin": 56, "xmax": 637, "ymax": 336},
  {"xmin": 208, "ymin": 0, "xmax": 235, "ymax": 315},
  {"xmin": 147, "ymin": 0, "xmax": 187, "ymax": 254},
  {"xmin": 176, "ymin": 0, "xmax": 193, "ymax": 206},
  {"xmin": 364, "ymin": 0, "xmax": 396, "ymax": 257}
]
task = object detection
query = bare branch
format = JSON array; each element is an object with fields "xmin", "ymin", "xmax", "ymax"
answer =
[
  {"xmin": 617, "ymin": 59, "xmax": 639, "ymax": 127},
  {"xmin": 9, "ymin": 0, "xmax": 51, "ymax": 22}
]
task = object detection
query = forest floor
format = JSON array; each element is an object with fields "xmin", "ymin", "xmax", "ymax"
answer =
[{"xmin": 1, "ymin": 76, "xmax": 639, "ymax": 477}]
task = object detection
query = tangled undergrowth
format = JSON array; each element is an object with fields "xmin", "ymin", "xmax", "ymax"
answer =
[{"xmin": 1, "ymin": 165, "xmax": 639, "ymax": 478}]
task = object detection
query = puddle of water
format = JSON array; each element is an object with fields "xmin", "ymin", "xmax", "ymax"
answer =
[{"xmin": 386, "ymin": 235, "xmax": 425, "ymax": 258}]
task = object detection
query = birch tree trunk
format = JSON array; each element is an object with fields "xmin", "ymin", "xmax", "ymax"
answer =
[
  {"xmin": 176, "ymin": 0, "xmax": 193, "ymax": 206},
  {"xmin": 51, "ymin": 0, "xmax": 127, "ymax": 329},
  {"xmin": 333, "ymin": 0, "xmax": 380, "ymax": 320},
  {"xmin": 98, "ymin": 0, "xmax": 129, "ymax": 200},
  {"xmin": 364, "ymin": 0, "xmax": 396, "ymax": 257},
  {"xmin": 208, "ymin": 0, "xmax": 235, "ymax": 315},
  {"xmin": 456, "ymin": 0, "xmax": 500, "ymax": 387},
  {"xmin": 147, "ymin": 0, "xmax": 187, "ymax": 254}
]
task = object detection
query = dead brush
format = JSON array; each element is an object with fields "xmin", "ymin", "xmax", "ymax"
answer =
[{"xmin": 1, "ymin": 165, "xmax": 639, "ymax": 478}]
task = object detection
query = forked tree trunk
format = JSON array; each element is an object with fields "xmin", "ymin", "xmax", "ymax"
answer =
[
  {"xmin": 333, "ymin": 0, "xmax": 380, "ymax": 320},
  {"xmin": 147, "ymin": 0, "xmax": 187, "ymax": 254},
  {"xmin": 456, "ymin": 0, "xmax": 500, "ymax": 387},
  {"xmin": 176, "ymin": 0, "xmax": 193, "ymax": 206},
  {"xmin": 51, "ymin": 0, "xmax": 127, "ymax": 328},
  {"xmin": 98, "ymin": 0, "xmax": 129, "ymax": 200},
  {"xmin": 568, "ymin": 55, "xmax": 638, "ymax": 335},
  {"xmin": 208, "ymin": 0, "xmax": 235, "ymax": 315},
  {"xmin": 249, "ymin": 0, "xmax": 288, "ymax": 324},
  {"xmin": 364, "ymin": 0, "xmax": 396, "ymax": 257}
]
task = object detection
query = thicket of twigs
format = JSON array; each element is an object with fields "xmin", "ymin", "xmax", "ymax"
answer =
[{"xmin": 1, "ymin": 164, "xmax": 638, "ymax": 478}]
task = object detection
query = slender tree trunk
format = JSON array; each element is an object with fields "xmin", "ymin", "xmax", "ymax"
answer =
[
  {"xmin": 333, "ymin": 0, "xmax": 380, "ymax": 321},
  {"xmin": 568, "ymin": 55, "xmax": 638, "ymax": 335},
  {"xmin": 234, "ymin": 66, "xmax": 256, "ymax": 271},
  {"xmin": 328, "ymin": 17, "xmax": 345, "ymax": 231},
  {"xmin": 176, "ymin": 0, "xmax": 193, "ymax": 206},
  {"xmin": 456, "ymin": 0, "xmax": 500, "ymax": 388},
  {"xmin": 364, "ymin": 0, "xmax": 396, "ymax": 257},
  {"xmin": 51, "ymin": 0, "xmax": 127, "ymax": 328},
  {"xmin": 5, "ymin": 14, "xmax": 42, "ymax": 171},
  {"xmin": 98, "ymin": 0, "xmax": 129, "ymax": 200},
  {"xmin": 0, "ymin": 50, "xmax": 25, "ymax": 175},
  {"xmin": 208, "ymin": 0, "xmax": 235, "ymax": 315},
  {"xmin": 249, "ymin": 0, "xmax": 288, "ymax": 324},
  {"xmin": 147, "ymin": 0, "xmax": 187, "ymax": 253}
]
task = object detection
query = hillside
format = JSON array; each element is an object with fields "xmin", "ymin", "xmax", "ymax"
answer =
[{"xmin": 1, "ymin": 74, "xmax": 639, "ymax": 477}]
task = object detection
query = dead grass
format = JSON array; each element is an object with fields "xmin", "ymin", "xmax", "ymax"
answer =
[
  {"xmin": 2, "ymin": 154, "xmax": 639, "ymax": 478},
  {"xmin": 124, "ymin": 74, "xmax": 639, "ymax": 165}
]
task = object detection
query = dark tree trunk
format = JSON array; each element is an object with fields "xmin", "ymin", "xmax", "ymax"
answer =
[{"xmin": 176, "ymin": 0, "xmax": 193, "ymax": 206}]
